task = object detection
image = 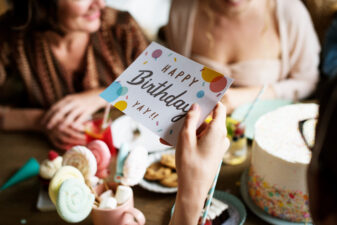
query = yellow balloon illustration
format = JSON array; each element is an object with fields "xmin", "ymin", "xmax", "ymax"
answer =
[
  {"xmin": 114, "ymin": 101, "xmax": 127, "ymax": 111},
  {"xmin": 202, "ymin": 67, "xmax": 223, "ymax": 82}
]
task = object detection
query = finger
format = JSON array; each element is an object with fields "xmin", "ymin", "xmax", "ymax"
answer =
[
  {"xmin": 196, "ymin": 122, "xmax": 207, "ymax": 136},
  {"xmin": 59, "ymin": 134, "xmax": 87, "ymax": 146},
  {"xmin": 70, "ymin": 123, "xmax": 85, "ymax": 132},
  {"xmin": 47, "ymin": 102, "xmax": 76, "ymax": 129},
  {"xmin": 58, "ymin": 125, "xmax": 86, "ymax": 141},
  {"xmin": 179, "ymin": 103, "xmax": 201, "ymax": 147},
  {"xmin": 159, "ymin": 138, "xmax": 171, "ymax": 146},
  {"xmin": 208, "ymin": 103, "xmax": 227, "ymax": 136},
  {"xmin": 50, "ymin": 136, "xmax": 70, "ymax": 151},
  {"xmin": 43, "ymin": 98, "xmax": 71, "ymax": 125},
  {"xmin": 72, "ymin": 111, "xmax": 93, "ymax": 130},
  {"xmin": 60, "ymin": 107, "xmax": 84, "ymax": 128}
]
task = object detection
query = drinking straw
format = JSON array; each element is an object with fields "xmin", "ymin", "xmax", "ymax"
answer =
[
  {"xmin": 200, "ymin": 163, "xmax": 222, "ymax": 225},
  {"xmin": 101, "ymin": 104, "xmax": 111, "ymax": 131},
  {"xmin": 240, "ymin": 85, "xmax": 266, "ymax": 125}
]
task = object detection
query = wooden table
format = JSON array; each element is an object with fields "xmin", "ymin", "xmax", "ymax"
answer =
[{"xmin": 0, "ymin": 130, "xmax": 269, "ymax": 225}]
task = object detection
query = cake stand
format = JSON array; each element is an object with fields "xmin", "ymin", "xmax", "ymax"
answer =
[{"xmin": 240, "ymin": 169, "xmax": 313, "ymax": 225}]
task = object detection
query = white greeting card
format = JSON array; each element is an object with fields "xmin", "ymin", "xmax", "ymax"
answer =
[{"xmin": 100, "ymin": 42, "xmax": 232, "ymax": 146}]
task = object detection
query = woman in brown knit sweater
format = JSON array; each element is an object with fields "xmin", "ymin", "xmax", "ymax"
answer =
[{"xmin": 0, "ymin": 0, "xmax": 148, "ymax": 150}]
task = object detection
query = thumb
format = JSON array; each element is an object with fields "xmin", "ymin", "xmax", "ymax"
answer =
[{"xmin": 179, "ymin": 104, "xmax": 201, "ymax": 146}]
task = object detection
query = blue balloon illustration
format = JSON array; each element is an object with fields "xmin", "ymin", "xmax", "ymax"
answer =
[
  {"xmin": 197, "ymin": 90, "xmax": 205, "ymax": 98},
  {"xmin": 100, "ymin": 82, "xmax": 122, "ymax": 102}
]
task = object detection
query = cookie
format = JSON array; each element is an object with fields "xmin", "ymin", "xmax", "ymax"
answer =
[
  {"xmin": 160, "ymin": 173, "xmax": 178, "ymax": 187},
  {"xmin": 160, "ymin": 154, "xmax": 176, "ymax": 169},
  {"xmin": 144, "ymin": 162, "xmax": 172, "ymax": 181}
]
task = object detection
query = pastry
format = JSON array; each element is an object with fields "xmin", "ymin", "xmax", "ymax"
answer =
[
  {"xmin": 160, "ymin": 173, "xmax": 178, "ymax": 187},
  {"xmin": 160, "ymin": 154, "xmax": 176, "ymax": 169},
  {"xmin": 144, "ymin": 162, "xmax": 172, "ymax": 181},
  {"xmin": 56, "ymin": 178, "xmax": 94, "ymax": 223},
  {"xmin": 62, "ymin": 145, "xmax": 97, "ymax": 178}
]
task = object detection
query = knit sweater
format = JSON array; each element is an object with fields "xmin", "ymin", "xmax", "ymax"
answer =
[{"xmin": 0, "ymin": 7, "xmax": 148, "ymax": 108}]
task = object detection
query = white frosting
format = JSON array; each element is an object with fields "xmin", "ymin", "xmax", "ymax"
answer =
[
  {"xmin": 253, "ymin": 103, "xmax": 318, "ymax": 192},
  {"xmin": 121, "ymin": 146, "xmax": 148, "ymax": 186},
  {"xmin": 40, "ymin": 156, "xmax": 63, "ymax": 179},
  {"xmin": 254, "ymin": 104, "xmax": 318, "ymax": 164},
  {"xmin": 303, "ymin": 119, "xmax": 316, "ymax": 147}
]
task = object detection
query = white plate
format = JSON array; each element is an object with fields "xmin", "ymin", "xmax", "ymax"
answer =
[
  {"xmin": 36, "ymin": 186, "xmax": 55, "ymax": 212},
  {"xmin": 139, "ymin": 149, "xmax": 177, "ymax": 194},
  {"xmin": 111, "ymin": 115, "xmax": 171, "ymax": 153}
]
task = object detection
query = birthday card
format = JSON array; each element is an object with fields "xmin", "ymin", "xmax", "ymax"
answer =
[{"xmin": 100, "ymin": 42, "xmax": 233, "ymax": 146}]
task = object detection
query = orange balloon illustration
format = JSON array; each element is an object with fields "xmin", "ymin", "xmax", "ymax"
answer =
[{"xmin": 202, "ymin": 67, "xmax": 222, "ymax": 82}]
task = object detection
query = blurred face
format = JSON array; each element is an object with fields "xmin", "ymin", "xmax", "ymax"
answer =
[{"xmin": 57, "ymin": 0, "xmax": 106, "ymax": 33}]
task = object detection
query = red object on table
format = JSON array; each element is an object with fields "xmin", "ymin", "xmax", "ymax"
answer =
[{"xmin": 84, "ymin": 119, "xmax": 117, "ymax": 157}]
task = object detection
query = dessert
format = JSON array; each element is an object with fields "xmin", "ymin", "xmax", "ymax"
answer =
[
  {"xmin": 198, "ymin": 198, "xmax": 229, "ymax": 225},
  {"xmin": 87, "ymin": 140, "xmax": 111, "ymax": 179},
  {"xmin": 56, "ymin": 178, "xmax": 94, "ymax": 223},
  {"xmin": 160, "ymin": 154, "xmax": 176, "ymax": 169},
  {"xmin": 223, "ymin": 118, "xmax": 247, "ymax": 165},
  {"xmin": 159, "ymin": 173, "xmax": 178, "ymax": 187},
  {"xmin": 62, "ymin": 145, "xmax": 97, "ymax": 179},
  {"xmin": 144, "ymin": 162, "xmax": 172, "ymax": 181},
  {"xmin": 99, "ymin": 196, "xmax": 117, "ymax": 209},
  {"xmin": 48, "ymin": 166, "xmax": 84, "ymax": 205},
  {"xmin": 39, "ymin": 151, "xmax": 63, "ymax": 180},
  {"xmin": 114, "ymin": 144, "xmax": 148, "ymax": 186},
  {"xmin": 121, "ymin": 146, "xmax": 148, "ymax": 186},
  {"xmin": 115, "ymin": 185, "xmax": 133, "ymax": 205},
  {"xmin": 248, "ymin": 104, "xmax": 318, "ymax": 222},
  {"xmin": 144, "ymin": 154, "xmax": 178, "ymax": 188}
]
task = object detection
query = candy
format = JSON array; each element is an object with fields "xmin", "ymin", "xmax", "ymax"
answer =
[
  {"xmin": 121, "ymin": 146, "xmax": 148, "ymax": 186},
  {"xmin": 99, "ymin": 197, "xmax": 117, "ymax": 209},
  {"xmin": 100, "ymin": 189, "xmax": 113, "ymax": 200},
  {"xmin": 87, "ymin": 140, "xmax": 111, "ymax": 178},
  {"xmin": 62, "ymin": 146, "xmax": 97, "ymax": 178},
  {"xmin": 115, "ymin": 185, "xmax": 132, "ymax": 205},
  {"xmin": 48, "ymin": 150, "xmax": 59, "ymax": 161},
  {"xmin": 56, "ymin": 178, "xmax": 94, "ymax": 223},
  {"xmin": 96, "ymin": 169, "xmax": 109, "ymax": 179},
  {"xmin": 89, "ymin": 176, "xmax": 100, "ymax": 188},
  {"xmin": 48, "ymin": 166, "xmax": 84, "ymax": 205}
]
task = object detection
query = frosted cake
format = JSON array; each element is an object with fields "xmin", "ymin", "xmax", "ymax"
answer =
[{"xmin": 248, "ymin": 104, "xmax": 318, "ymax": 222}]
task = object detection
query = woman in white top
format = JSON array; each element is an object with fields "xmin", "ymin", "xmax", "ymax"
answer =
[{"xmin": 166, "ymin": 0, "xmax": 320, "ymax": 113}]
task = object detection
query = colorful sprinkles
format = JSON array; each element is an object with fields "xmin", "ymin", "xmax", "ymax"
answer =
[{"xmin": 248, "ymin": 167, "xmax": 311, "ymax": 222}]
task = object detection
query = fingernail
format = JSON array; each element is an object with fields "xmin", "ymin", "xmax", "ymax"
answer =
[{"xmin": 191, "ymin": 104, "xmax": 198, "ymax": 111}]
